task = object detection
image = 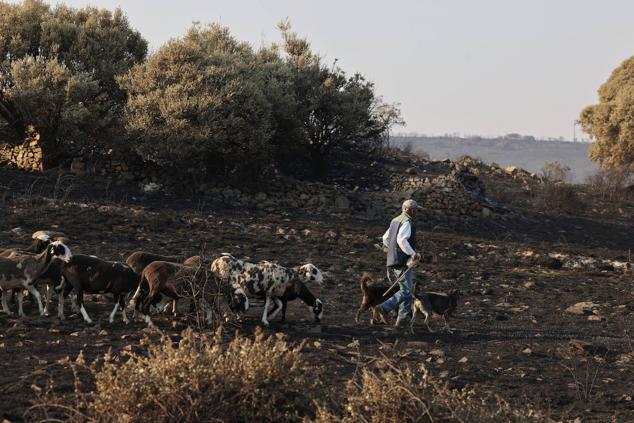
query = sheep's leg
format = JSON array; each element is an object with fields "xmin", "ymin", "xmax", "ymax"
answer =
[
  {"xmin": 17, "ymin": 290, "xmax": 24, "ymax": 317},
  {"xmin": 108, "ymin": 301, "xmax": 120, "ymax": 324},
  {"xmin": 43, "ymin": 284, "xmax": 52, "ymax": 316},
  {"xmin": 1, "ymin": 291, "xmax": 11, "ymax": 315},
  {"xmin": 76, "ymin": 291, "xmax": 93, "ymax": 324},
  {"xmin": 25, "ymin": 284, "xmax": 44, "ymax": 316},
  {"xmin": 58, "ymin": 282, "xmax": 65, "ymax": 320},
  {"xmin": 171, "ymin": 299, "xmax": 177, "ymax": 317},
  {"xmin": 267, "ymin": 298, "xmax": 283, "ymax": 321},
  {"xmin": 128, "ymin": 284, "xmax": 142, "ymax": 310},
  {"xmin": 118, "ymin": 295, "xmax": 129, "ymax": 324},
  {"xmin": 70, "ymin": 295, "xmax": 80, "ymax": 313},
  {"xmin": 442, "ymin": 316, "xmax": 453, "ymax": 334},
  {"xmin": 281, "ymin": 300, "xmax": 287, "ymax": 323},
  {"xmin": 143, "ymin": 314, "xmax": 154, "ymax": 327},
  {"xmin": 262, "ymin": 296, "xmax": 271, "ymax": 326}
]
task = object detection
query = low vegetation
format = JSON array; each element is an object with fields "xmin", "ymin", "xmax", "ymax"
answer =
[
  {"xmin": 28, "ymin": 328, "xmax": 320, "ymax": 422},
  {"xmin": 27, "ymin": 328, "xmax": 540, "ymax": 423}
]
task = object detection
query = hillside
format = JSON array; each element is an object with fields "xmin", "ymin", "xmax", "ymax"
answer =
[
  {"xmin": 392, "ymin": 135, "xmax": 598, "ymax": 183},
  {"xmin": 0, "ymin": 153, "xmax": 633, "ymax": 422}
]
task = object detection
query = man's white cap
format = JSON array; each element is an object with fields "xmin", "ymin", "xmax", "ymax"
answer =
[{"xmin": 402, "ymin": 199, "xmax": 420, "ymax": 211}]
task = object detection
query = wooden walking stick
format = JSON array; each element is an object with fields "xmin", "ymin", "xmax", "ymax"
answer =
[{"xmin": 382, "ymin": 256, "xmax": 420, "ymax": 297}]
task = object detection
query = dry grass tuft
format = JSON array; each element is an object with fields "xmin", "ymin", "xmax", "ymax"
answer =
[{"xmin": 312, "ymin": 358, "xmax": 540, "ymax": 423}]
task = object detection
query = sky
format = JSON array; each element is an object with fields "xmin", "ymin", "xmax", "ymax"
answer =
[{"xmin": 28, "ymin": 0, "xmax": 634, "ymax": 139}]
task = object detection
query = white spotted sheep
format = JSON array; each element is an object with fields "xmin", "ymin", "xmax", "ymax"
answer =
[{"xmin": 210, "ymin": 254, "xmax": 324, "ymax": 326}]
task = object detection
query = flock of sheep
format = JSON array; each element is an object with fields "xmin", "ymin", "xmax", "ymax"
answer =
[{"xmin": 0, "ymin": 230, "xmax": 325, "ymax": 327}]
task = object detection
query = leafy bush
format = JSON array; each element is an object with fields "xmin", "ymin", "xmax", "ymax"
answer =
[
  {"xmin": 118, "ymin": 24, "xmax": 274, "ymax": 183},
  {"xmin": 28, "ymin": 328, "xmax": 320, "ymax": 422},
  {"xmin": 3, "ymin": 57, "xmax": 109, "ymax": 151},
  {"xmin": 278, "ymin": 21, "xmax": 403, "ymax": 176},
  {"xmin": 0, "ymin": 0, "xmax": 147, "ymax": 151}
]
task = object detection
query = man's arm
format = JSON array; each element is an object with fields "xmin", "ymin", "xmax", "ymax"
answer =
[
  {"xmin": 382, "ymin": 228, "xmax": 390, "ymax": 247},
  {"xmin": 396, "ymin": 221, "xmax": 416, "ymax": 257}
]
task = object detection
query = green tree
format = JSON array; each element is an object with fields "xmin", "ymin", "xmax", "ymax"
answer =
[
  {"xmin": 3, "ymin": 56, "xmax": 107, "ymax": 146},
  {"xmin": 118, "ymin": 24, "xmax": 273, "ymax": 182},
  {"xmin": 278, "ymin": 21, "xmax": 403, "ymax": 176},
  {"xmin": 579, "ymin": 55, "xmax": 634, "ymax": 169},
  {"xmin": 0, "ymin": 0, "xmax": 147, "ymax": 150}
]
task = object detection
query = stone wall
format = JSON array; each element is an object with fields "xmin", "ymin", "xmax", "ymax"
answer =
[
  {"xmin": 0, "ymin": 132, "xmax": 43, "ymax": 172},
  {"xmin": 390, "ymin": 169, "xmax": 501, "ymax": 219}
]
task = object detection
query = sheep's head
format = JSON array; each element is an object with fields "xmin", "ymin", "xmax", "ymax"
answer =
[
  {"xmin": 298, "ymin": 264, "xmax": 324, "ymax": 284},
  {"xmin": 312, "ymin": 299, "xmax": 323, "ymax": 322},
  {"xmin": 229, "ymin": 288, "xmax": 249, "ymax": 313},
  {"xmin": 49, "ymin": 241, "xmax": 72, "ymax": 263}
]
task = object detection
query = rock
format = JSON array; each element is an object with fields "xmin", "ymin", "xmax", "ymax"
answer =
[
  {"xmin": 405, "ymin": 167, "xmax": 417, "ymax": 175},
  {"xmin": 142, "ymin": 182, "xmax": 162, "ymax": 193},
  {"xmin": 505, "ymin": 165, "xmax": 519, "ymax": 174},
  {"xmin": 430, "ymin": 349, "xmax": 445, "ymax": 357},
  {"xmin": 565, "ymin": 302, "xmax": 600, "ymax": 316}
]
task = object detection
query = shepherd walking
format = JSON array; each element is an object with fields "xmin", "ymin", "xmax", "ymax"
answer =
[{"xmin": 377, "ymin": 199, "xmax": 421, "ymax": 328}]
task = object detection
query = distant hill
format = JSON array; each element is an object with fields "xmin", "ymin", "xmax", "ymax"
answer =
[{"xmin": 391, "ymin": 136, "xmax": 598, "ymax": 183}]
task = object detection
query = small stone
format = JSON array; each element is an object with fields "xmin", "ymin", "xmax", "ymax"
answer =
[
  {"xmin": 458, "ymin": 356, "xmax": 468, "ymax": 363},
  {"xmin": 565, "ymin": 302, "xmax": 600, "ymax": 316}
]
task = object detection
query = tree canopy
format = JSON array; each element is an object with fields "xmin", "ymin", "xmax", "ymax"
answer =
[
  {"xmin": 0, "ymin": 2, "xmax": 402, "ymax": 182},
  {"xmin": 580, "ymin": 55, "xmax": 634, "ymax": 170},
  {"xmin": 0, "ymin": 0, "xmax": 147, "ymax": 148}
]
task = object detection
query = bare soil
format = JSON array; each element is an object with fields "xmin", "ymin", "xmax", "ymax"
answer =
[{"xmin": 0, "ymin": 167, "xmax": 633, "ymax": 422}]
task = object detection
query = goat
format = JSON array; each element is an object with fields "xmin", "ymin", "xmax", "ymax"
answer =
[
  {"xmin": 210, "ymin": 254, "xmax": 324, "ymax": 326},
  {"xmin": 59, "ymin": 255, "xmax": 139, "ymax": 324},
  {"xmin": 131, "ymin": 260, "xmax": 217, "ymax": 326},
  {"xmin": 0, "ymin": 242, "xmax": 72, "ymax": 316}
]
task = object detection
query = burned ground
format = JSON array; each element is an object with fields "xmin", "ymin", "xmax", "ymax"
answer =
[{"xmin": 0, "ymin": 165, "xmax": 633, "ymax": 421}]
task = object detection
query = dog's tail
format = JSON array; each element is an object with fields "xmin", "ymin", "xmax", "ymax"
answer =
[{"xmin": 360, "ymin": 273, "xmax": 373, "ymax": 291}]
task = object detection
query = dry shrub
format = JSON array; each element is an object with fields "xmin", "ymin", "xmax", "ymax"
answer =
[
  {"xmin": 585, "ymin": 167, "xmax": 634, "ymax": 201},
  {"xmin": 534, "ymin": 182, "xmax": 585, "ymax": 215},
  {"xmin": 540, "ymin": 161, "xmax": 572, "ymax": 183},
  {"xmin": 28, "ymin": 327, "xmax": 319, "ymax": 422},
  {"xmin": 312, "ymin": 359, "xmax": 539, "ymax": 423}
]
